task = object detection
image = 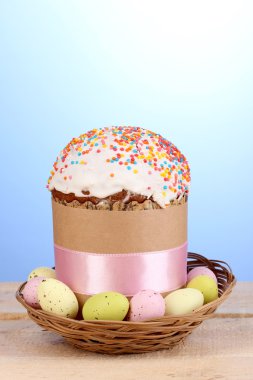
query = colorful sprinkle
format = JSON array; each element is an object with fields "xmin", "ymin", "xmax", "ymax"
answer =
[{"xmin": 47, "ymin": 126, "xmax": 190, "ymax": 207}]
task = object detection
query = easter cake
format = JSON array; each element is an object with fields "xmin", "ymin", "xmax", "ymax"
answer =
[
  {"xmin": 48, "ymin": 126, "xmax": 190, "ymax": 210},
  {"xmin": 47, "ymin": 126, "xmax": 191, "ymax": 303},
  {"xmin": 16, "ymin": 127, "xmax": 236, "ymax": 353}
]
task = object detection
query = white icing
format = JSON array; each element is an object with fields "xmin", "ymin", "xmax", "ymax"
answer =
[{"xmin": 48, "ymin": 127, "xmax": 190, "ymax": 208}]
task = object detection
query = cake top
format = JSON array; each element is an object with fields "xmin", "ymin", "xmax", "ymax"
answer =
[{"xmin": 47, "ymin": 126, "xmax": 190, "ymax": 208}]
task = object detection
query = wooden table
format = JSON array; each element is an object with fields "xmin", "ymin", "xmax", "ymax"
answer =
[{"xmin": 0, "ymin": 282, "xmax": 252, "ymax": 380}]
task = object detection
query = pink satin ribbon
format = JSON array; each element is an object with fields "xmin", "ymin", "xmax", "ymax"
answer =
[{"xmin": 54, "ymin": 242, "xmax": 188, "ymax": 296}]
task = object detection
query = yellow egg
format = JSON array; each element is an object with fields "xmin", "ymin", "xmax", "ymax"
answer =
[
  {"xmin": 187, "ymin": 275, "xmax": 218, "ymax": 304},
  {"xmin": 37, "ymin": 279, "xmax": 78, "ymax": 318},
  {"xmin": 164, "ymin": 288, "xmax": 204, "ymax": 316},
  {"xmin": 82, "ymin": 292, "xmax": 129, "ymax": 321},
  {"xmin": 28, "ymin": 267, "xmax": 56, "ymax": 280}
]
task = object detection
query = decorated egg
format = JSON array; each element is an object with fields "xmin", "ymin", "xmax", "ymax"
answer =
[
  {"xmin": 28, "ymin": 267, "xmax": 56, "ymax": 280},
  {"xmin": 187, "ymin": 275, "xmax": 218, "ymax": 304},
  {"xmin": 129, "ymin": 290, "xmax": 165, "ymax": 322},
  {"xmin": 165, "ymin": 288, "xmax": 204, "ymax": 316},
  {"xmin": 187, "ymin": 266, "xmax": 217, "ymax": 283},
  {"xmin": 37, "ymin": 279, "xmax": 78, "ymax": 318},
  {"xmin": 22, "ymin": 277, "xmax": 46, "ymax": 308},
  {"xmin": 82, "ymin": 291, "xmax": 129, "ymax": 321}
]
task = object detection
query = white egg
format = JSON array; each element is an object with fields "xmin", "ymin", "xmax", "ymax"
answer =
[
  {"xmin": 28, "ymin": 267, "xmax": 56, "ymax": 280},
  {"xmin": 38, "ymin": 278, "xmax": 78, "ymax": 318},
  {"xmin": 165, "ymin": 288, "xmax": 204, "ymax": 316}
]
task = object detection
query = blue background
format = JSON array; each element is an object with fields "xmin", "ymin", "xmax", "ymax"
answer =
[{"xmin": 1, "ymin": 1, "xmax": 252, "ymax": 281}]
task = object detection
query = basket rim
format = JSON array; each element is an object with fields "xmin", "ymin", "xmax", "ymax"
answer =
[{"xmin": 16, "ymin": 252, "xmax": 236, "ymax": 326}]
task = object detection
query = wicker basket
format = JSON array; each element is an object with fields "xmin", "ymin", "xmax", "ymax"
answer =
[{"xmin": 16, "ymin": 252, "xmax": 236, "ymax": 355}]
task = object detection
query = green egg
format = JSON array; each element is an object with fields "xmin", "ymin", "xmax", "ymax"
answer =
[
  {"xmin": 38, "ymin": 279, "xmax": 78, "ymax": 318},
  {"xmin": 187, "ymin": 275, "xmax": 218, "ymax": 304},
  {"xmin": 28, "ymin": 267, "xmax": 56, "ymax": 280},
  {"xmin": 82, "ymin": 291, "xmax": 129, "ymax": 321}
]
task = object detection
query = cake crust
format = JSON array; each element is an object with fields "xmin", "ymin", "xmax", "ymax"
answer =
[{"xmin": 52, "ymin": 189, "xmax": 187, "ymax": 210}]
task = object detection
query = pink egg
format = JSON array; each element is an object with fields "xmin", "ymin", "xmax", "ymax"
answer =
[
  {"xmin": 129, "ymin": 290, "xmax": 165, "ymax": 322},
  {"xmin": 22, "ymin": 277, "xmax": 46, "ymax": 308},
  {"xmin": 187, "ymin": 267, "xmax": 217, "ymax": 283}
]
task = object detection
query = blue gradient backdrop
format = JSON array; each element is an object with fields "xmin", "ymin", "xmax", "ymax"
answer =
[{"xmin": 1, "ymin": 1, "xmax": 253, "ymax": 281}]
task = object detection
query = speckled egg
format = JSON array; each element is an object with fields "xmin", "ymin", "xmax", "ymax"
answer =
[
  {"xmin": 22, "ymin": 277, "xmax": 46, "ymax": 308},
  {"xmin": 37, "ymin": 279, "xmax": 78, "ymax": 318},
  {"xmin": 187, "ymin": 266, "xmax": 217, "ymax": 283},
  {"xmin": 82, "ymin": 292, "xmax": 129, "ymax": 321},
  {"xmin": 165, "ymin": 288, "xmax": 204, "ymax": 316},
  {"xmin": 129, "ymin": 290, "xmax": 165, "ymax": 322},
  {"xmin": 28, "ymin": 267, "xmax": 56, "ymax": 280},
  {"xmin": 187, "ymin": 275, "xmax": 219, "ymax": 304}
]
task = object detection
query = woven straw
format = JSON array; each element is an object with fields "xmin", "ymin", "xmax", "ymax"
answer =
[{"xmin": 16, "ymin": 252, "xmax": 236, "ymax": 355}]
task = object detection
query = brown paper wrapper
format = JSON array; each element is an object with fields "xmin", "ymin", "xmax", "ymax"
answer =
[{"xmin": 52, "ymin": 199, "xmax": 187, "ymax": 253}]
